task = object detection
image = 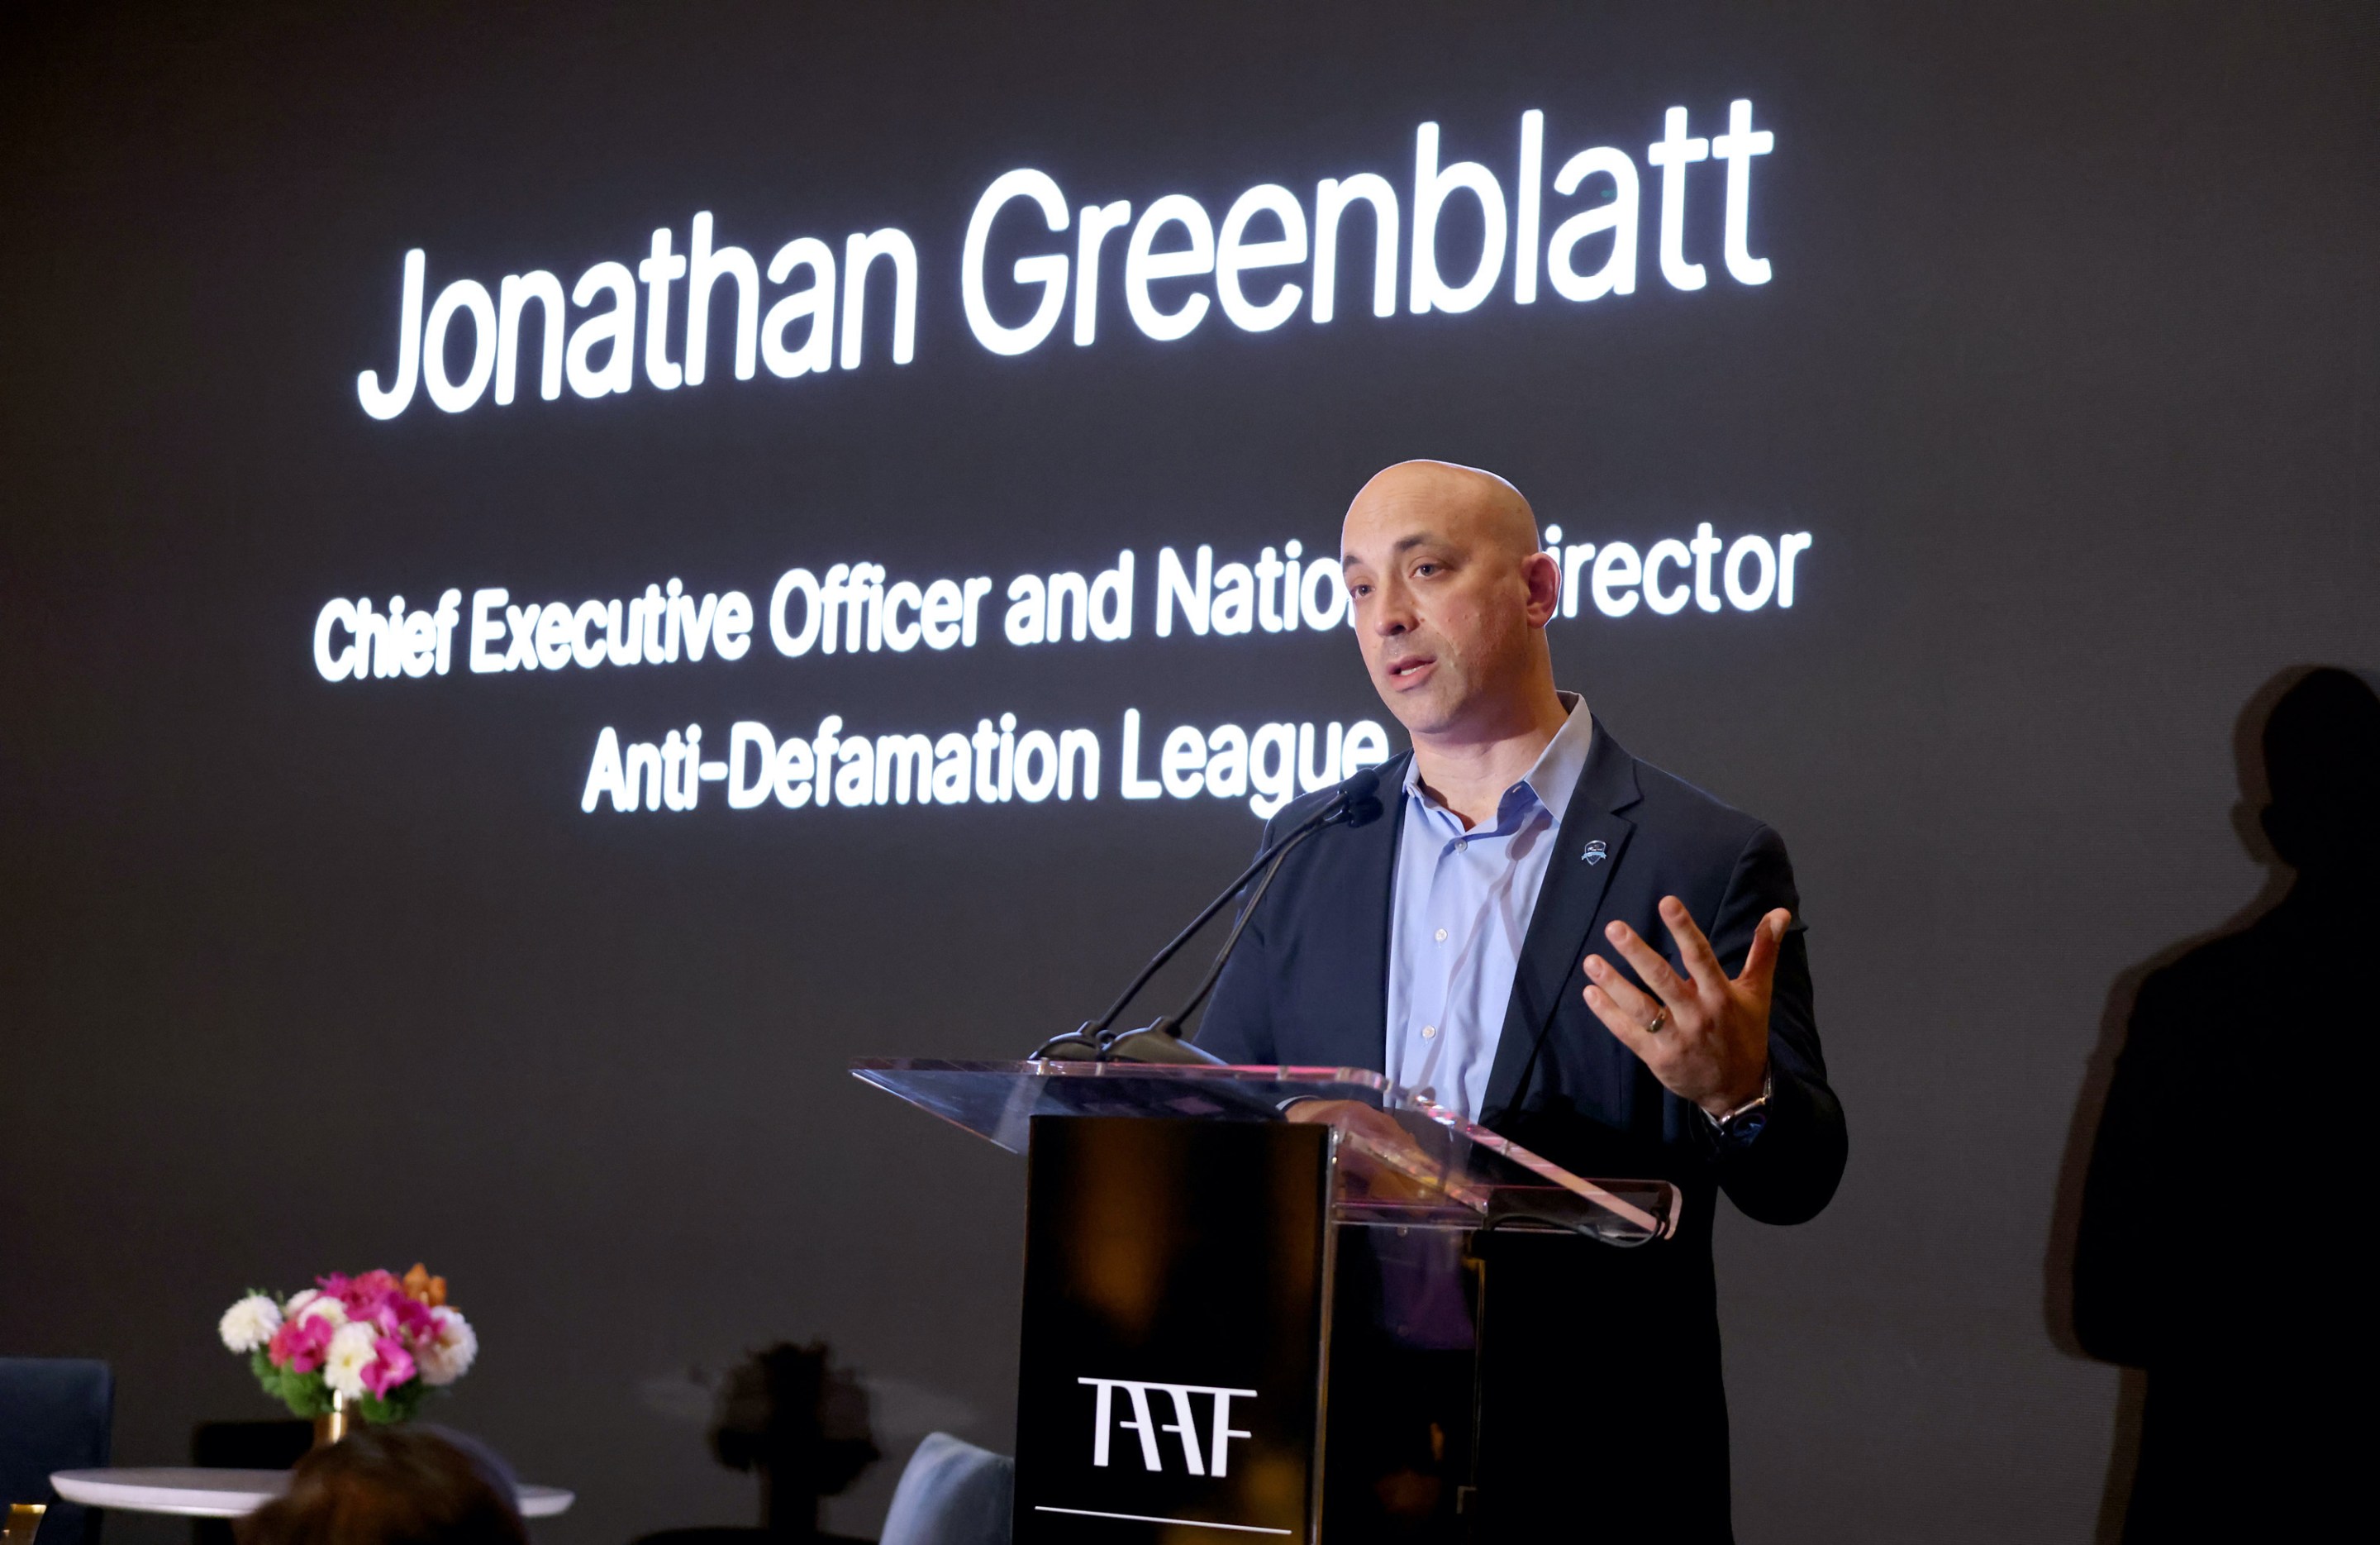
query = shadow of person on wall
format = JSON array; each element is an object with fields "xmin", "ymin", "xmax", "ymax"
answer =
[
  {"xmin": 2057, "ymin": 665, "xmax": 2373, "ymax": 1542},
  {"xmin": 635, "ymin": 1341, "xmax": 880, "ymax": 1545}
]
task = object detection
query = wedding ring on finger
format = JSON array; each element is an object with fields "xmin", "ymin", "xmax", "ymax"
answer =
[{"xmin": 1643, "ymin": 1007, "xmax": 1670, "ymax": 1035}]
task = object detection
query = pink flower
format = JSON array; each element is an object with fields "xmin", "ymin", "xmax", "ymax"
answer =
[
  {"xmin": 360, "ymin": 1291, "xmax": 436, "ymax": 1344},
  {"xmin": 267, "ymin": 1314, "xmax": 336, "ymax": 1373},
  {"xmin": 322, "ymin": 1270, "xmax": 404, "ymax": 1319},
  {"xmin": 350, "ymin": 1269, "xmax": 403, "ymax": 1301},
  {"xmin": 359, "ymin": 1334, "xmax": 417, "ymax": 1397}
]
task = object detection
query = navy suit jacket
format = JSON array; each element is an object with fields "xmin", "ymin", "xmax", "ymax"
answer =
[
  {"xmin": 1197, "ymin": 722, "xmax": 1846, "ymax": 1530},
  {"xmin": 1197, "ymin": 719, "xmax": 1845, "ymax": 1223}
]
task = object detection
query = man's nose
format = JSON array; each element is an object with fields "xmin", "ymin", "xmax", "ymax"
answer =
[{"xmin": 1364, "ymin": 583, "xmax": 1415, "ymax": 635}]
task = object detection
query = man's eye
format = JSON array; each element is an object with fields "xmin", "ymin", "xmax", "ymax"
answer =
[{"xmin": 1414, "ymin": 563, "xmax": 1440, "ymax": 577}]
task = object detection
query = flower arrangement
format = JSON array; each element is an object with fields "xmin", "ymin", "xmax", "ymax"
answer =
[{"xmin": 218, "ymin": 1264, "xmax": 477, "ymax": 1424}]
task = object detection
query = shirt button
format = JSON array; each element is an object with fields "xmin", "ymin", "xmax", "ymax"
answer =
[
  {"xmin": 1421, "ymin": 1024, "xmax": 1437, "ymax": 1039},
  {"xmin": 1434, "ymin": 927, "xmax": 1448, "ymax": 942}
]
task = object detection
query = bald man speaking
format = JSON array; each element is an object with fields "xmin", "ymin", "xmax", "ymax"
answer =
[{"xmin": 1198, "ymin": 461, "xmax": 1847, "ymax": 1539}]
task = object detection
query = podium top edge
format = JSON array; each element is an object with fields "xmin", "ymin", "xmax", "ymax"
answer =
[{"xmin": 849, "ymin": 1059, "xmax": 1392, "ymax": 1090}]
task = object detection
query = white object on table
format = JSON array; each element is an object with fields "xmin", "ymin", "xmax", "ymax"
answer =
[{"xmin": 50, "ymin": 1467, "xmax": 574, "ymax": 1519}]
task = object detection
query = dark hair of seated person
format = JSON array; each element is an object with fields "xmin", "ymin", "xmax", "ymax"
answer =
[{"xmin": 236, "ymin": 1426, "xmax": 529, "ymax": 1545}]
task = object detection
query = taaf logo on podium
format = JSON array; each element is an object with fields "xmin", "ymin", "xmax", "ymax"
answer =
[
  {"xmin": 1031, "ymin": 1379, "xmax": 1280, "ymax": 1533},
  {"xmin": 1079, "ymin": 1378, "xmax": 1257, "ymax": 1476}
]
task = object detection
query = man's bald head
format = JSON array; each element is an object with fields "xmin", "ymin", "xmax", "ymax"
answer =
[
  {"xmin": 1337, "ymin": 460, "xmax": 1564, "ymax": 746},
  {"xmin": 1342, "ymin": 460, "xmax": 1540, "ymax": 563}
]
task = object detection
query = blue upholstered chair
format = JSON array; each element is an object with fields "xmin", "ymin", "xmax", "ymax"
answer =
[
  {"xmin": 0, "ymin": 1359, "xmax": 113, "ymax": 1545},
  {"xmin": 878, "ymin": 1433, "xmax": 1011, "ymax": 1545}
]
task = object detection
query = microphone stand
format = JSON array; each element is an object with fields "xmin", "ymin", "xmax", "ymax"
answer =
[{"xmin": 1031, "ymin": 775, "xmax": 1385, "ymax": 1063}]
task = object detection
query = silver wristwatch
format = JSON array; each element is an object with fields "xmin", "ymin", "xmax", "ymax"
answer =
[{"xmin": 1704, "ymin": 1071, "xmax": 1773, "ymax": 1143}]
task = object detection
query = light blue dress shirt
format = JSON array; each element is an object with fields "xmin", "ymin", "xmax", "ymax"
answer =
[{"xmin": 1383, "ymin": 694, "xmax": 1594, "ymax": 1118}]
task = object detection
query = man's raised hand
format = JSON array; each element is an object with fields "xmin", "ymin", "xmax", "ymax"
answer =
[{"xmin": 1582, "ymin": 897, "xmax": 1789, "ymax": 1116}]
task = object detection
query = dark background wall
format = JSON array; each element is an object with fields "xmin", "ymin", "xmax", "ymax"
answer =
[{"xmin": 2, "ymin": 2, "xmax": 2372, "ymax": 1541}]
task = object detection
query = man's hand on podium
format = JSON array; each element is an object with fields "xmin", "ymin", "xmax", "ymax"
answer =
[{"xmin": 1583, "ymin": 897, "xmax": 1788, "ymax": 1118}]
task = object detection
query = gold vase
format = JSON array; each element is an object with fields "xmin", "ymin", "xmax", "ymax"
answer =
[{"xmin": 312, "ymin": 1390, "xmax": 355, "ymax": 1448}]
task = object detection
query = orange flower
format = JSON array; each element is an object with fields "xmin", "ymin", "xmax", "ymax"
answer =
[{"xmin": 402, "ymin": 1263, "xmax": 448, "ymax": 1308}]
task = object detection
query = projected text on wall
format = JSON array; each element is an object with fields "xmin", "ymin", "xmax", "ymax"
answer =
[
  {"xmin": 312, "ymin": 519, "xmax": 1812, "ymax": 819},
  {"xmin": 355, "ymin": 99, "xmax": 1776, "ymax": 419}
]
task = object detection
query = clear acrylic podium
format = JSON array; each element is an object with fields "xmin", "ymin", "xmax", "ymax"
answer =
[{"xmin": 854, "ymin": 1059, "xmax": 1683, "ymax": 1543}]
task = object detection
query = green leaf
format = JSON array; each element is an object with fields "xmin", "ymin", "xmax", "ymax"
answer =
[
  {"xmin": 356, "ymin": 1380, "xmax": 426, "ymax": 1425},
  {"xmin": 270, "ymin": 1369, "xmax": 332, "ymax": 1419}
]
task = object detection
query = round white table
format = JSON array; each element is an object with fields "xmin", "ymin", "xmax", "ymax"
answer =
[{"xmin": 50, "ymin": 1468, "xmax": 574, "ymax": 1519}]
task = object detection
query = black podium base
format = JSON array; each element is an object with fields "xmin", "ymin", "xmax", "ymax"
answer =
[{"xmin": 1010, "ymin": 1116, "xmax": 1720, "ymax": 1544}]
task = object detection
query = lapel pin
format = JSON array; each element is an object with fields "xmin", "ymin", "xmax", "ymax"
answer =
[{"xmin": 1583, "ymin": 838, "xmax": 1607, "ymax": 865}]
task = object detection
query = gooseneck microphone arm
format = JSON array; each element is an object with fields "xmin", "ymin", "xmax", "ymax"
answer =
[
  {"xmin": 1031, "ymin": 772, "xmax": 1387, "ymax": 1062},
  {"xmin": 1083, "ymin": 797, "xmax": 1343, "ymax": 1036},
  {"xmin": 1161, "ymin": 823, "xmax": 1311, "ymax": 1030}
]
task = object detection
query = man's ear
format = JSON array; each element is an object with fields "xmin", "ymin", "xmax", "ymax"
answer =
[{"xmin": 1521, "ymin": 548, "xmax": 1564, "ymax": 626}]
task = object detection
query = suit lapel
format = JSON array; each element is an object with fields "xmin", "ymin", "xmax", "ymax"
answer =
[
  {"xmin": 1334, "ymin": 754, "xmax": 1409, "ymax": 1071},
  {"xmin": 1481, "ymin": 722, "xmax": 1642, "ymax": 1118},
  {"xmin": 1304, "ymin": 752, "xmax": 1408, "ymax": 1066}
]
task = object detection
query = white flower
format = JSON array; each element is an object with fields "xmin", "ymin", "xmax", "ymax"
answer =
[
  {"xmin": 218, "ymin": 1295, "xmax": 283, "ymax": 1354},
  {"xmin": 292, "ymin": 1291, "xmax": 347, "ymax": 1328},
  {"xmin": 322, "ymin": 1322, "xmax": 380, "ymax": 1399},
  {"xmin": 413, "ymin": 1306, "xmax": 478, "ymax": 1387}
]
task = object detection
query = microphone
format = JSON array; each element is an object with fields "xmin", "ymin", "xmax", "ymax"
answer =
[{"xmin": 1033, "ymin": 768, "xmax": 1390, "ymax": 1063}]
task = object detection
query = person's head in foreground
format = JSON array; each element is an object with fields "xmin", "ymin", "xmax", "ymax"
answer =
[
  {"xmin": 237, "ymin": 1427, "xmax": 527, "ymax": 1545},
  {"xmin": 1337, "ymin": 459, "xmax": 1564, "ymax": 748}
]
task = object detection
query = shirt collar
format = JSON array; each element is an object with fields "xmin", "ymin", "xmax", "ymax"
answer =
[{"xmin": 1402, "ymin": 692, "xmax": 1595, "ymax": 829}]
